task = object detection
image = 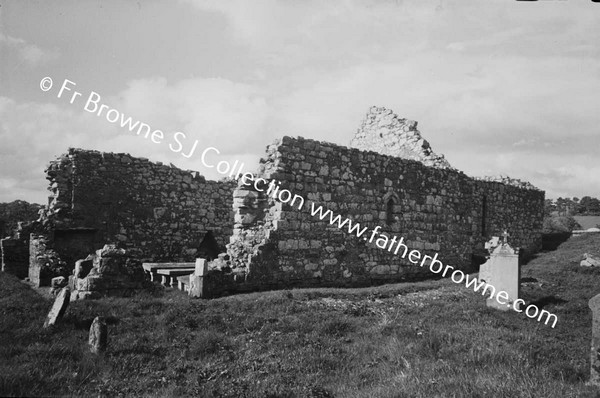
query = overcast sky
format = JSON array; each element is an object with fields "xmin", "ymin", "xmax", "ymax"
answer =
[{"xmin": 1, "ymin": 0, "xmax": 599, "ymax": 203}]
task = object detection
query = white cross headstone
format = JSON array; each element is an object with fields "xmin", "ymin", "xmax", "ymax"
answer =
[{"xmin": 479, "ymin": 231, "xmax": 520, "ymax": 311}]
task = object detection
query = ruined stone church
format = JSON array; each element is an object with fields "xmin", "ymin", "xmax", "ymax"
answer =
[{"xmin": 1, "ymin": 107, "xmax": 544, "ymax": 297}]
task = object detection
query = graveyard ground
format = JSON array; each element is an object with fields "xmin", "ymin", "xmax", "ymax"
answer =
[{"xmin": 1, "ymin": 234, "xmax": 600, "ymax": 397}]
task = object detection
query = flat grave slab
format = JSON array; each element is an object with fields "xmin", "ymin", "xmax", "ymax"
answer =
[
  {"xmin": 142, "ymin": 262, "xmax": 195, "ymax": 272},
  {"xmin": 156, "ymin": 268, "xmax": 195, "ymax": 276}
]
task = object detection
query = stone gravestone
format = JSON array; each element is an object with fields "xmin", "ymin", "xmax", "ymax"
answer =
[
  {"xmin": 189, "ymin": 258, "xmax": 207, "ymax": 298},
  {"xmin": 88, "ymin": 316, "xmax": 108, "ymax": 354},
  {"xmin": 43, "ymin": 287, "xmax": 70, "ymax": 328},
  {"xmin": 478, "ymin": 231, "xmax": 520, "ymax": 311}
]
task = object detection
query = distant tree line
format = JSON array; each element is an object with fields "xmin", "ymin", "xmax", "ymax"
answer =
[
  {"xmin": 0, "ymin": 200, "xmax": 42, "ymax": 238},
  {"xmin": 544, "ymin": 196, "xmax": 600, "ymax": 217}
]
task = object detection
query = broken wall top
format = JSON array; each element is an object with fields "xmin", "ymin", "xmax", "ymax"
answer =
[
  {"xmin": 350, "ymin": 106, "xmax": 541, "ymax": 192},
  {"xmin": 350, "ymin": 106, "xmax": 454, "ymax": 170}
]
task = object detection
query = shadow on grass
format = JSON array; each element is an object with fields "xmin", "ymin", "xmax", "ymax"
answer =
[
  {"xmin": 542, "ymin": 232, "xmax": 572, "ymax": 251},
  {"xmin": 67, "ymin": 315, "xmax": 120, "ymax": 330},
  {"xmin": 530, "ymin": 295, "xmax": 568, "ymax": 309},
  {"xmin": 521, "ymin": 276, "xmax": 539, "ymax": 283}
]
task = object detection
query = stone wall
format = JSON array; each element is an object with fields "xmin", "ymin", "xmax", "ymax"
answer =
[
  {"xmin": 224, "ymin": 136, "xmax": 544, "ymax": 291},
  {"xmin": 1, "ymin": 237, "xmax": 29, "ymax": 279},
  {"xmin": 475, "ymin": 180, "xmax": 544, "ymax": 256},
  {"xmin": 31, "ymin": 148, "xmax": 235, "ymax": 285}
]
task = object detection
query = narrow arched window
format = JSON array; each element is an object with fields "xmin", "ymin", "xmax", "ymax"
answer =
[
  {"xmin": 386, "ymin": 198, "xmax": 395, "ymax": 225},
  {"xmin": 481, "ymin": 195, "xmax": 487, "ymax": 237}
]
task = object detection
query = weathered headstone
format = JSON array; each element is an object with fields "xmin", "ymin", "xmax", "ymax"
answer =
[
  {"xmin": 478, "ymin": 233, "xmax": 520, "ymax": 311},
  {"xmin": 43, "ymin": 287, "xmax": 70, "ymax": 328},
  {"xmin": 88, "ymin": 316, "xmax": 108, "ymax": 354},
  {"xmin": 189, "ymin": 258, "xmax": 207, "ymax": 298}
]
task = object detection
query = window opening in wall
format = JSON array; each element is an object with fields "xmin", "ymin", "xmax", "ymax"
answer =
[
  {"xmin": 482, "ymin": 195, "xmax": 487, "ymax": 236},
  {"xmin": 386, "ymin": 198, "xmax": 395, "ymax": 226},
  {"xmin": 198, "ymin": 231, "xmax": 221, "ymax": 261}
]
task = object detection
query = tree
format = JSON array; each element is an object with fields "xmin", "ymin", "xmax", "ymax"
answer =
[
  {"xmin": 577, "ymin": 196, "xmax": 600, "ymax": 215},
  {"xmin": 544, "ymin": 199, "xmax": 556, "ymax": 216},
  {"xmin": 588, "ymin": 198, "xmax": 600, "ymax": 215}
]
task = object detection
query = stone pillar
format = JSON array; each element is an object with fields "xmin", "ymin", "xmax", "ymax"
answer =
[
  {"xmin": 195, "ymin": 258, "xmax": 208, "ymax": 276},
  {"xmin": 189, "ymin": 258, "xmax": 207, "ymax": 298},
  {"xmin": 29, "ymin": 234, "xmax": 46, "ymax": 287}
]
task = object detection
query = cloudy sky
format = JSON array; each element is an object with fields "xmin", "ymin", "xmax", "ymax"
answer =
[{"xmin": 1, "ymin": 0, "xmax": 599, "ymax": 203}]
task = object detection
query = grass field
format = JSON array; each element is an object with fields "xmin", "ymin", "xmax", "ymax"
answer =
[
  {"xmin": 574, "ymin": 216, "xmax": 600, "ymax": 230},
  {"xmin": 2, "ymin": 234, "xmax": 600, "ymax": 397}
]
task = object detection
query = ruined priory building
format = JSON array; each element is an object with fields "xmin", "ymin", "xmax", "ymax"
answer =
[
  {"xmin": 225, "ymin": 107, "xmax": 543, "ymax": 294},
  {"xmin": 1, "ymin": 106, "xmax": 544, "ymax": 295}
]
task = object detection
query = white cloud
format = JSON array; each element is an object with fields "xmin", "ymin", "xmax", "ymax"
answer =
[
  {"xmin": 1, "ymin": 0, "xmax": 599, "ymax": 203},
  {"xmin": 182, "ymin": 0, "xmax": 436, "ymax": 70},
  {"xmin": 116, "ymin": 77, "xmax": 270, "ymax": 155},
  {"xmin": 0, "ymin": 75, "xmax": 271, "ymax": 202},
  {"xmin": 0, "ymin": 33, "xmax": 57, "ymax": 67}
]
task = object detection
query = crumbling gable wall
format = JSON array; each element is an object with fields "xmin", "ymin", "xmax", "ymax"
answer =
[
  {"xmin": 225, "ymin": 136, "xmax": 544, "ymax": 291},
  {"xmin": 31, "ymin": 148, "xmax": 235, "ymax": 285},
  {"xmin": 351, "ymin": 106, "xmax": 453, "ymax": 170}
]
